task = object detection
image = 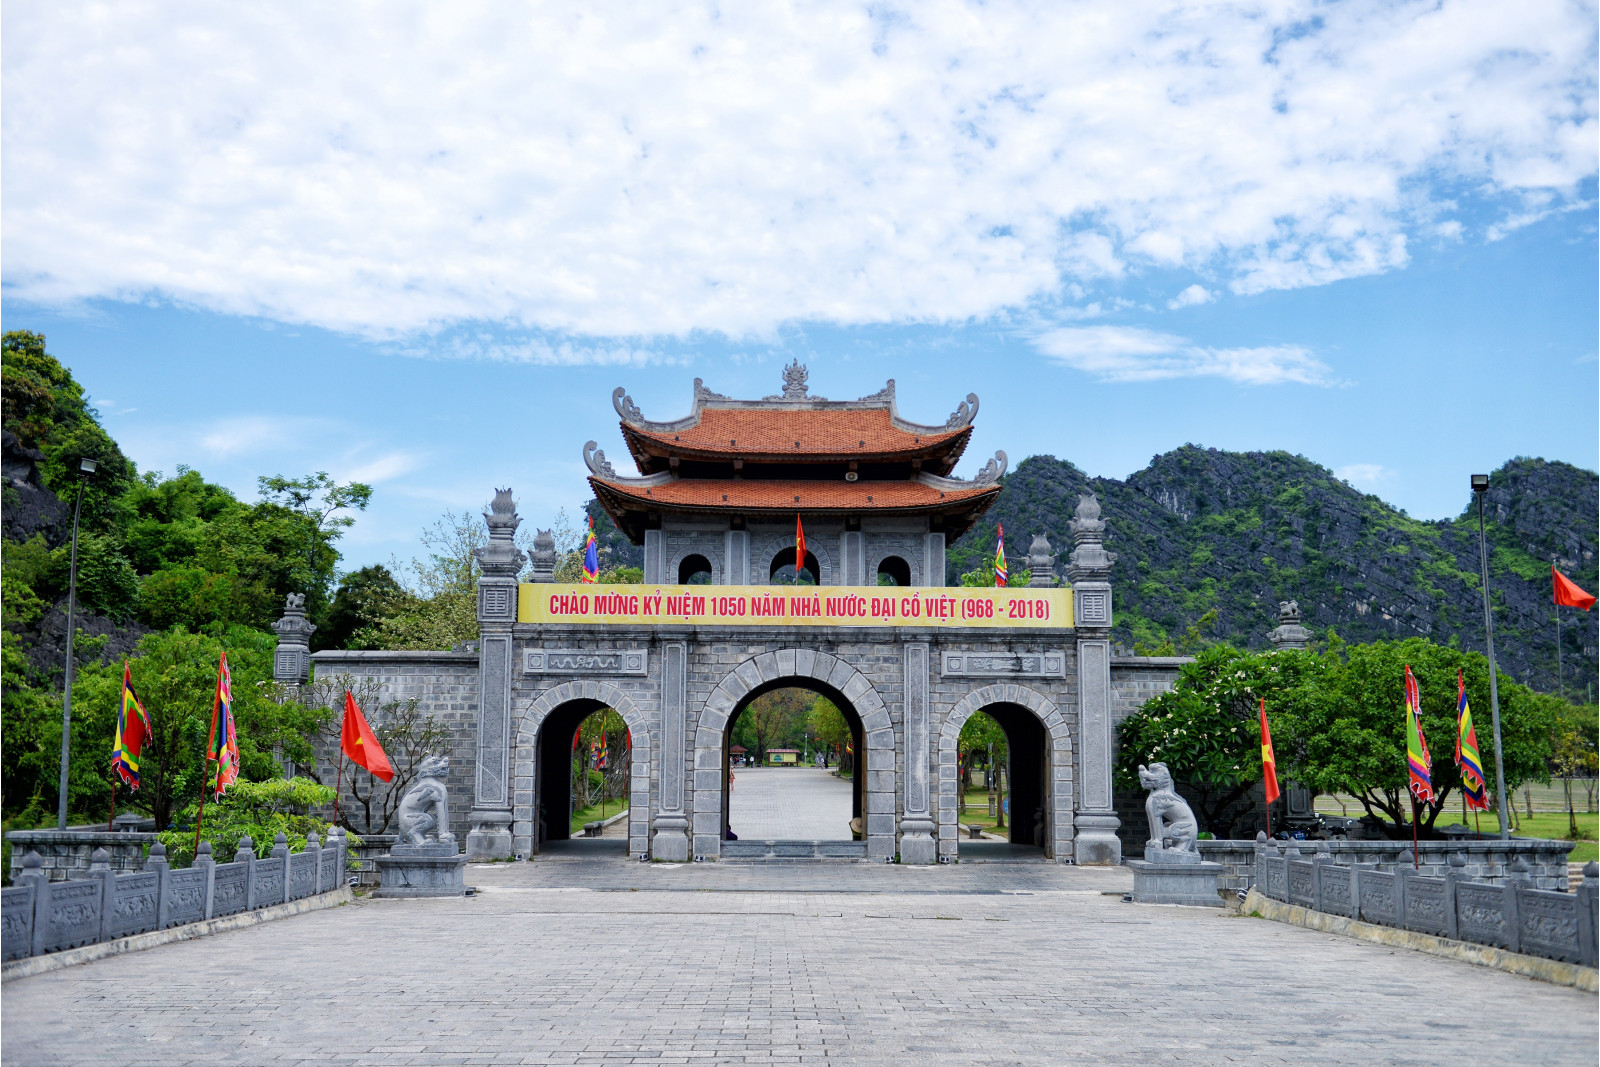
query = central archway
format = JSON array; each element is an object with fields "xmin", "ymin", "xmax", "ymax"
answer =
[{"xmin": 693, "ymin": 649, "xmax": 896, "ymax": 860}]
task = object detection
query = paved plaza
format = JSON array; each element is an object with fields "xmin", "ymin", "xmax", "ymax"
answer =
[
  {"xmin": 728, "ymin": 767, "xmax": 854, "ymax": 841},
  {"xmin": 5, "ymin": 855, "xmax": 1595, "ymax": 1066}
]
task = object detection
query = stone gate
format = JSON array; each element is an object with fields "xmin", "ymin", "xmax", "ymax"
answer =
[{"xmin": 287, "ymin": 370, "xmax": 1187, "ymax": 864}]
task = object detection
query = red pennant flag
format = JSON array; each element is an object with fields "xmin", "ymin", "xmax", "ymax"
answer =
[
  {"xmin": 1259, "ymin": 698, "xmax": 1280, "ymax": 805},
  {"xmin": 341, "ymin": 691, "xmax": 395, "ymax": 782},
  {"xmin": 795, "ymin": 514, "xmax": 807, "ymax": 581},
  {"xmin": 1553, "ymin": 566, "xmax": 1597, "ymax": 610}
]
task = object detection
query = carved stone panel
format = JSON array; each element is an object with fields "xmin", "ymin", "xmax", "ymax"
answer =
[
  {"xmin": 660, "ymin": 643, "xmax": 687, "ymax": 814},
  {"xmin": 523, "ymin": 649, "xmax": 648, "ymax": 675},
  {"xmin": 477, "ymin": 583, "xmax": 515, "ymax": 623},
  {"xmin": 1077, "ymin": 638, "xmax": 1113, "ymax": 811},
  {"xmin": 941, "ymin": 651, "xmax": 1065, "ymax": 678},
  {"xmin": 476, "ymin": 633, "xmax": 513, "ymax": 806},
  {"xmin": 903, "ymin": 644, "xmax": 930, "ymax": 816},
  {"xmin": 1076, "ymin": 585, "xmax": 1111, "ymax": 627}
]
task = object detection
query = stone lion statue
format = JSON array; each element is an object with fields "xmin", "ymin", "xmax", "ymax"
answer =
[
  {"xmin": 1138, "ymin": 762, "xmax": 1198, "ymax": 854},
  {"xmin": 397, "ymin": 755, "xmax": 455, "ymax": 847}
]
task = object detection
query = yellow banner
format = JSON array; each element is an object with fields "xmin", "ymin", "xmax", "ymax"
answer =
[{"xmin": 518, "ymin": 584, "xmax": 1073, "ymax": 629}]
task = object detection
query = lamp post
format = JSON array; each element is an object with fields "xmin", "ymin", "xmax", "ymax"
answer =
[
  {"xmin": 55, "ymin": 457, "xmax": 98, "ymax": 829},
  {"xmin": 1471, "ymin": 473, "xmax": 1512, "ymax": 842}
]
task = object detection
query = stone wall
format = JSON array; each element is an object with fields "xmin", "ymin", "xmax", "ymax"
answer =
[
  {"xmin": 1108, "ymin": 655, "xmax": 1189, "ymax": 856},
  {"xmin": 5, "ymin": 830, "xmax": 156, "ymax": 883},
  {"xmin": 1204, "ymin": 837, "xmax": 1579, "ymax": 894},
  {"xmin": 307, "ymin": 650, "xmax": 480, "ymax": 840}
]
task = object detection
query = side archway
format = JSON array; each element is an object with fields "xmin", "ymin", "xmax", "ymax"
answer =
[
  {"xmin": 512, "ymin": 681, "xmax": 652, "ymax": 861},
  {"xmin": 938, "ymin": 684, "xmax": 1074, "ymax": 862},
  {"xmin": 753, "ymin": 534, "xmax": 834, "ymax": 586},
  {"xmin": 692, "ymin": 648, "xmax": 896, "ymax": 860}
]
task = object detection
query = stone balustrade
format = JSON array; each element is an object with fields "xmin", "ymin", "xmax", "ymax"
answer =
[
  {"xmin": 2, "ymin": 830, "xmax": 349, "ymax": 963},
  {"xmin": 1200, "ymin": 836, "xmax": 1576, "ymax": 895},
  {"xmin": 1251, "ymin": 840, "xmax": 1598, "ymax": 968}
]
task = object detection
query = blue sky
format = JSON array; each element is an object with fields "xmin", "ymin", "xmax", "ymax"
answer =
[{"xmin": 3, "ymin": 2, "xmax": 1596, "ymax": 577}]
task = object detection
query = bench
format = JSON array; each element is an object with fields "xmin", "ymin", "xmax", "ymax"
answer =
[
  {"xmin": 965, "ymin": 824, "xmax": 986, "ymax": 840},
  {"xmin": 582, "ymin": 822, "xmax": 604, "ymax": 838}
]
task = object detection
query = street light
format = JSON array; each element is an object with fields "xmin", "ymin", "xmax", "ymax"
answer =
[
  {"xmin": 55, "ymin": 457, "xmax": 97, "ymax": 830},
  {"xmin": 1471, "ymin": 473, "xmax": 1512, "ymax": 842}
]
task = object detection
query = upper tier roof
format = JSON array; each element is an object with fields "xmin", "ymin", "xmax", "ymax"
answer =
[{"xmin": 612, "ymin": 366, "xmax": 978, "ymax": 476}]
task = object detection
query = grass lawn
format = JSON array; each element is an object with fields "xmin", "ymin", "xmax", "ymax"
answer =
[
  {"xmin": 1313, "ymin": 795, "xmax": 1597, "ymax": 862},
  {"xmin": 568, "ymin": 796, "xmax": 629, "ymax": 836},
  {"xmin": 956, "ymin": 788, "xmax": 1012, "ymax": 836}
]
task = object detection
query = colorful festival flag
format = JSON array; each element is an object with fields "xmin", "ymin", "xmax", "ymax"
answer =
[
  {"xmin": 597, "ymin": 735, "xmax": 608, "ymax": 771},
  {"xmin": 581, "ymin": 516, "xmax": 600, "ymax": 583},
  {"xmin": 795, "ymin": 514, "xmax": 807, "ymax": 581},
  {"xmin": 111, "ymin": 662, "xmax": 151, "ymax": 789},
  {"xmin": 1258, "ymin": 698, "xmax": 1280, "ymax": 806},
  {"xmin": 1553, "ymin": 566, "xmax": 1597, "ymax": 610},
  {"xmin": 205, "ymin": 652, "xmax": 240, "ymax": 800},
  {"xmin": 1404, "ymin": 665, "xmax": 1434, "ymax": 806},
  {"xmin": 1454, "ymin": 670, "xmax": 1489, "ymax": 812},
  {"xmin": 994, "ymin": 524, "xmax": 1007, "ymax": 587},
  {"xmin": 341, "ymin": 691, "xmax": 395, "ymax": 782}
]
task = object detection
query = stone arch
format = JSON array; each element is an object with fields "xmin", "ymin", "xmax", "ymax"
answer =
[
  {"xmin": 691, "ymin": 648, "xmax": 896, "ymax": 860},
  {"xmin": 512, "ymin": 680, "xmax": 652, "ymax": 860},
  {"xmin": 668, "ymin": 544, "xmax": 720, "ymax": 586},
  {"xmin": 937, "ymin": 683, "xmax": 1074, "ymax": 862},
  {"xmin": 870, "ymin": 552, "xmax": 915, "ymax": 587},
  {"xmin": 752, "ymin": 533, "xmax": 835, "ymax": 586}
]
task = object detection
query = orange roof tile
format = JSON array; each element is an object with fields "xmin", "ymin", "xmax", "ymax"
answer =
[
  {"xmin": 590, "ymin": 477, "xmax": 998, "ymax": 512},
  {"xmin": 624, "ymin": 407, "xmax": 967, "ymax": 459}
]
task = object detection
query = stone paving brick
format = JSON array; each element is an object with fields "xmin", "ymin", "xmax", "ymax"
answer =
[
  {"xmin": 727, "ymin": 767, "xmax": 853, "ymax": 840},
  {"xmin": 3, "ymin": 858, "xmax": 1595, "ymax": 1066}
]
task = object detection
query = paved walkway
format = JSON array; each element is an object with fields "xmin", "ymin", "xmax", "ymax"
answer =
[
  {"xmin": 728, "ymin": 766, "xmax": 853, "ymax": 840},
  {"xmin": 5, "ymin": 857, "xmax": 1595, "ymax": 1066}
]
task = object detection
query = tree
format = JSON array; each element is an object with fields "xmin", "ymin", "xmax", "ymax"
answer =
[
  {"xmin": 2, "ymin": 330, "xmax": 136, "ymax": 533},
  {"xmin": 1297, "ymin": 639, "xmax": 1557, "ymax": 832},
  {"xmin": 958, "ymin": 712, "xmax": 1007, "ymax": 818},
  {"xmin": 807, "ymin": 696, "xmax": 850, "ymax": 756},
  {"xmin": 318, "ymin": 565, "xmax": 408, "ymax": 651},
  {"xmin": 28, "ymin": 625, "xmax": 324, "ymax": 829},
  {"xmin": 733, "ymin": 688, "xmax": 810, "ymax": 763},
  {"xmin": 1548, "ymin": 701, "xmax": 1598, "ymax": 838},
  {"xmin": 1116, "ymin": 644, "xmax": 1334, "ymax": 836}
]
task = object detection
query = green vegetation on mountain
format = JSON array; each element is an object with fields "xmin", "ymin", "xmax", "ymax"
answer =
[{"xmin": 950, "ymin": 446, "xmax": 1598, "ymax": 695}]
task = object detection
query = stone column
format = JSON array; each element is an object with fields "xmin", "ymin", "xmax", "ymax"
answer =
[
  {"xmin": 839, "ymin": 531, "xmax": 865, "ymax": 586},
  {"xmin": 270, "ymin": 593, "xmax": 315, "ymax": 687},
  {"xmin": 466, "ymin": 489, "xmax": 524, "ymax": 861},
  {"xmin": 653, "ymin": 641, "xmax": 691, "ymax": 861},
  {"xmin": 1068, "ymin": 494, "xmax": 1121, "ymax": 865},
  {"xmin": 922, "ymin": 531, "xmax": 946, "ymax": 587},
  {"xmin": 899, "ymin": 642, "xmax": 937, "ymax": 864},
  {"xmin": 1026, "ymin": 534, "xmax": 1057, "ymax": 587},
  {"xmin": 643, "ymin": 529, "xmax": 665, "ymax": 584},
  {"xmin": 723, "ymin": 530, "xmax": 749, "ymax": 585}
]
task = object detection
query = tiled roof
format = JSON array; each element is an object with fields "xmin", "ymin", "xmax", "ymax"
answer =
[
  {"xmin": 590, "ymin": 477, "xmax": 998, "ymax": 512},
  {"xmin": 623, "ymin": 407, "xmax": 967, "ymax": 459}
]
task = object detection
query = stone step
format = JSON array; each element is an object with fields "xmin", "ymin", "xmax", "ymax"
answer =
[{"xmin": 721, "ymin": 839, "xmax": 867, "ymax": 860}]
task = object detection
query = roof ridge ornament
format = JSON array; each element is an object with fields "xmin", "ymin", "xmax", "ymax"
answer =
[
  {"xmin": 857, "ymin": 379, "xmax": 895, "ymax": 403},
  {"xmin": 583, "ymin": 441, "xmax": 617, "ymax": 478},
  {"xmin": 612, "ymin": 387, "xmax": 643, "ymax": 423},
  {"xmin": 763, "ymin": 360, "xmax": 828, "ymax": 402},
  {"xmin": 694, "ymin": 378, "xmax": 730, "ymax": 402},
  {"xmin": 916, "ymin": 450, "xmax": 1007, "ymax": 490},
  {"xmin": 944, "ymin": 393, "xmax": 979, "ymax": 429}
]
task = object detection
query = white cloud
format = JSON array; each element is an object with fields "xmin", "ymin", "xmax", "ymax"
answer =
[
  {"xmin": 3, "ymin": 2, "xmax": 1594, "ymax": 340},
  {"xmin": 338, "ymin": 452, "xmax": 420, "ymax": 484},
  {"xmin": 1335, "ymin": 463, "xmax": 1394, "ymax": 490},
  {"xmin": 1033, "ymin": 325, "xmax": 1335, "ymax": 386},
  {"xmin": 1167, "ymin": 284, "xmax": 1213, "ymax": 310},
  {"xmin": 197, "ymin": 415, "xmax": 311, "ymax": 459}
]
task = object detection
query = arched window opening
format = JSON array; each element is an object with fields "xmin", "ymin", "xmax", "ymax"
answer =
[
  {"xmin": 876, "ymin": 555, "xmax": 911, "ymax": 587},
  {"xmin": 769, "ymin": 546, "xmax": 819, "ymax": 585},
  {"xmin": 678, "ymin": 554, "xmax": 713, "ymax": 585}
]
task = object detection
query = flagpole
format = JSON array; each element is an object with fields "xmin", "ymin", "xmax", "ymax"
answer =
[
  {"xmin": 1472, "ymin": 477, "xmax": 1512, "ymax": 842},
  {"xmin": 107, "ymin": 780, "xmax": 116, "ymax": 831},
  {"xmin": 192, "ymin": 760, "xmax": 210, "ymax": 859},
  {"xmin": 1410, "ymin": 796, "xmax": 1420, "ymax": 870},
  {"xmin": 1553, "ymin": 561, "xmax": 1563, "ymax": 700}
]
